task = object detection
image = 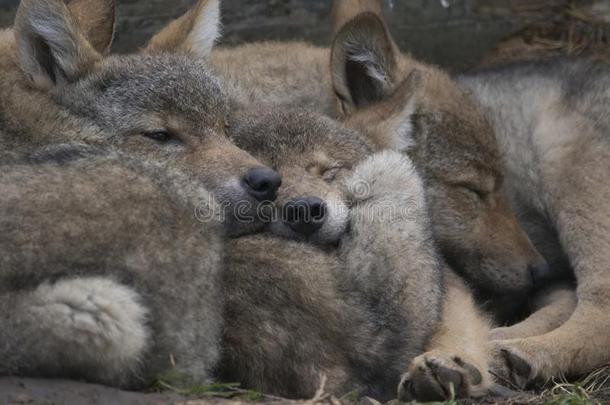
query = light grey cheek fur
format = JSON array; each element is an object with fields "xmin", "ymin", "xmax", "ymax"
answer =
[
  {"xmin": 313, "ymin": 193, "xmax": 349, "ymax": 245},
  {"xmin": 386, "ymin": 99, "xmax": 417, "ymax": 153}
]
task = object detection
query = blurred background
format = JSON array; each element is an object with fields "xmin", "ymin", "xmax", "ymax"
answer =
[{"xmin": 1, "ymin": 0, "xmax": 608, "ymax": 71}]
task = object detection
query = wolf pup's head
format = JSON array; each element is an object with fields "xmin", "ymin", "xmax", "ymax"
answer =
[
  {"xmin": 328, "ymin": 1, "xmax": 550, "ymax": 295},
  {"xmin": 10, "ymin": 0, "xmax": 281, "ymax": 236},
  {"xmin": 229, "ymin": 109, "xmax": 372, "ymax": 245}
]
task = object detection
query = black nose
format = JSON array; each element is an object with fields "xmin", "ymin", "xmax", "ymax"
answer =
[
  {"xmin": 243, "ymin": 167, "xmax": 282, "ymax": 202},
  {"xmin": 283, "ymin": 197, "xmax": 327, "ymax": 236},
  {"xmin": 529, "ymin": 260, "xmax": 553, "ymax": 287}
]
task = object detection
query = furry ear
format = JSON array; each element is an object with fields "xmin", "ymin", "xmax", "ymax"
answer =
[
  {"xmin": 331, "ymin": 0, "xmax": 383, "ymax": 35},
  {"xmin": 331, "ymin": 13, "xmax": 399, "ymax": 114},
  {"xmin": 14, "ymin": 0, "xmax": 101, "ymax": 90},
  {"xmin": 67, "ymin": 0, "xmax": 116, "ymax": 54},
  {"xmin": 378, "ymin": 70, "xmax": 422, "ymax": 152},
  {"xmin": 145, "ymin": 0, "xmax": 221, "ymax": 58}
]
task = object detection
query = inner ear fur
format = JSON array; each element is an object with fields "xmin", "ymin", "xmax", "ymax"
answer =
[
  {"xmin": 331, "ymin": 12, "xmax": 399, "ymax": 112},
  {"xmin": 67, "ymin": 0, "xmax": 116, "ymax": 54},
  {"xmin": 14, "ymin": 0, "xmax": 101, "ymax": 89},
  {"xmin": 144, "ymin": 0, "xmax": 220, "ymax": 58}
]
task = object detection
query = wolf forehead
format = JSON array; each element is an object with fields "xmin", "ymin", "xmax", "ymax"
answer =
[
  {"xmin": 62, "ymin": 53, "xmax": 229, "ymax": 126},
  {"xmin": 229, "ymin": 110, "xmax": 372, "ymax": 164}
]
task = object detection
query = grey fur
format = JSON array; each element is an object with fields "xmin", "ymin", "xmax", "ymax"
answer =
[
  {"xmin": 458, "ymin": 58, "xmax": 610, "ymax": 385},
  {"xmin": 228, "ymin": 108, "xmax": 372, "ymax": 245},
  {"xmin": 0, "ymin": 146, "xmax": 224, "ymax": 388},
  {"xmin": 221, "ymin": 108, "xmax": 444, "ymax": 401},
  {"xmin": 0, "ymin": 0, "xmax": 275, "ymax": 236},
  {"xmin": 221, "ymin": 151, "xmax": 443, "ymax": 401},
  {"xmin": 227, "ymin": 108, "xmax": 494, "ymax": 401},
  {"xmin": 200, "ymin": 8, "xmax": 547, "ymax": 300}
]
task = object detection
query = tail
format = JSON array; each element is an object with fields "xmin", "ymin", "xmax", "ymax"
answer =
[{"xmin": 0, "ymin": 277, "xmax": 150, "ymax": 387}]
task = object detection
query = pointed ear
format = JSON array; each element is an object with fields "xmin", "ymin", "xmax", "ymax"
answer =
[
  {"xmin": 145, "ymin": 0, "xmax": 221, "ymax": 58},
  {"xmin": 14, "ymin": 0, "xmax": 101, "ymax": 90},
  {"xmin": 331, "ymin": 0, "xmax": 382, "ymax": 35},
  {"xmin": 67, "ymin": 0, "xmax": 116, "ymax": 54},
  {"xmin": 377, "ymin": 70, "xmax": 422, "ymax": 152},
  {"xmin": 331, "ymin": 13, "xmax": 400, "ymax": 115}
]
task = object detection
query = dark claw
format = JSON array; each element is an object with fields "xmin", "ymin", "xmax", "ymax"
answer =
[
  {"xmin": 454, "ymin": 356, "xmax": 483, "ymax": 385},
  {"xmin": 432, "ymin": 364, "xmax": 463, "ymax": 397},
  {"xmin": 411, "ymin": 371, "xmax": 447, "ymax": 403},
  {"xmin": 501, "ymin": 349, "xmax": 532, "ymax": 388}
]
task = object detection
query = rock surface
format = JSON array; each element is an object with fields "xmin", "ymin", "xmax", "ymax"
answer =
[{"xmin": 0, "ymin": 0, "xmax": 531, "ymax": 70}]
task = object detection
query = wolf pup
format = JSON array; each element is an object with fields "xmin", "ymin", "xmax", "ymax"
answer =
[
  {"xmin": 229, "ymin": 108, "xmax": 494, "ymax": 402},
  {"xmin": 220, "ymin": 149, "xmax": 447, "ymax": 402},
  {"xmin": 0, "ymin": 145, "xmax": 224, "ymax": 388},
  {"xmin": 327, "ymin": 2, "xmax": 554, "ymax": 315},
  {"xmin": 458, "ymin": 59, "xmax": 610, "ymax": 387},
  {"xmin": 0, "ymin": 0, "xmax": 280, "ymax": 236},
  {"xmin": 151, "ymin": 0, "xmax": 550, "ymax": 313}
]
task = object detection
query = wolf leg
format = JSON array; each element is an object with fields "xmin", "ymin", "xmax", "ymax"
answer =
[
  {"xmin": 341, "ymin": 151, "xmax": 444, "ymax": 398},
  {"xmin": 398, "ymin": 271, "xmax": 493, "ymax": 402},
  {"xmin": 491, "ymin": 299, "xmax": 610, "ymax": 388},
  {"xmin": 492, "ymin": 139, "xmax": 610, "ymax": 386},
  {"xmin": 0, "ymin": 277, "xmax": 150, "ymax": 387},
  {"xmin": 490, "ymin": 283, "xmax": 576, "ymax": 340}
]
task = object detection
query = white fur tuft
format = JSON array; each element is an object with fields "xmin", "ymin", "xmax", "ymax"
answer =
[
  {"xmin": 388, "ymin": 98, "xmax": 417, "ymax": 152},
  {"xmin": 188, "ymin": 0, "xmax": 222, "ymax": 57},
  {"xmin": 31, "ymin": 277, "xmax": 150, "ymax": 369},
  {"xmin": 344, "ymin": 151, "xmax": 422, "ymax": 203},
  {"xmin": 347, "ymin": 48, "xmax": 389, "ymax": 86},
  {"xmin": 315, "ymin": 193, "xmax": 350, "ymax": 245}
]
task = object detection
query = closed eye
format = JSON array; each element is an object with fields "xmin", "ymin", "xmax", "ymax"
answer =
[
  {"xmin": 322, "ymin": 166, "xmax": 344, "ymax": 183},
  {"xmin": 142, "ymin": 130, "xmax": 178, "ymax": 144},
  {"xmin": 461, "ymin": 184, "xmax": 489, "ymax": 200}
]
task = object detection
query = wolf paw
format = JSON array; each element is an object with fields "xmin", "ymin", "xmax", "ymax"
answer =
[
  {"xmin": 344, "ymin": 151, "xmax": 422, "ymax": 204},
  {"xmin": 490, "ymin": 341, "xmax": 535, "ymax": 389},
  {"xmin": 32, "ymin": 277, "xmax": 150, "ymax": 366},
  {"xmin": 398, "ymin": 350, "xmax": 487, "ymax": 402}
]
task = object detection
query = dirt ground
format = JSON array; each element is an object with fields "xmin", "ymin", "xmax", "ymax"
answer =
[
  {"xmin": 0, "ymin": 378, "xmax": 183, "ymax": 405},
  {"xmin": 2, "ymin": 374, "xmax": 610, "ymax": 405},
  {"xmin": 0, "ymin": 377, "xmax": 528, "ymax": 405},
  {"xmin": 0, "ymin": 377, "xmax": 345, "ymax": 405}
]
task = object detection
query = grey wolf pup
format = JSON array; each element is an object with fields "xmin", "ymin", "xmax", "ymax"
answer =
[
  {"xmin": 228, "ymin": 109, "xmax": 494, "ymax": 402},
  {"xmin": 220, "ymin": 148, "xmax": 446, "ymax": 401},
  {"xmin": 458, "ymin": 58, "xmax": 610, "ymax": 387},
  {"xmin": 0, "ymin": 0, "xmax": 280, "ymax": 236},
  {"xmin": 151, "ymin": 0, "xmax": 550, "ymax": 307},
  {"xmin": 0, "ymin": 145, "xmax": 224, "ymax": 389}
]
